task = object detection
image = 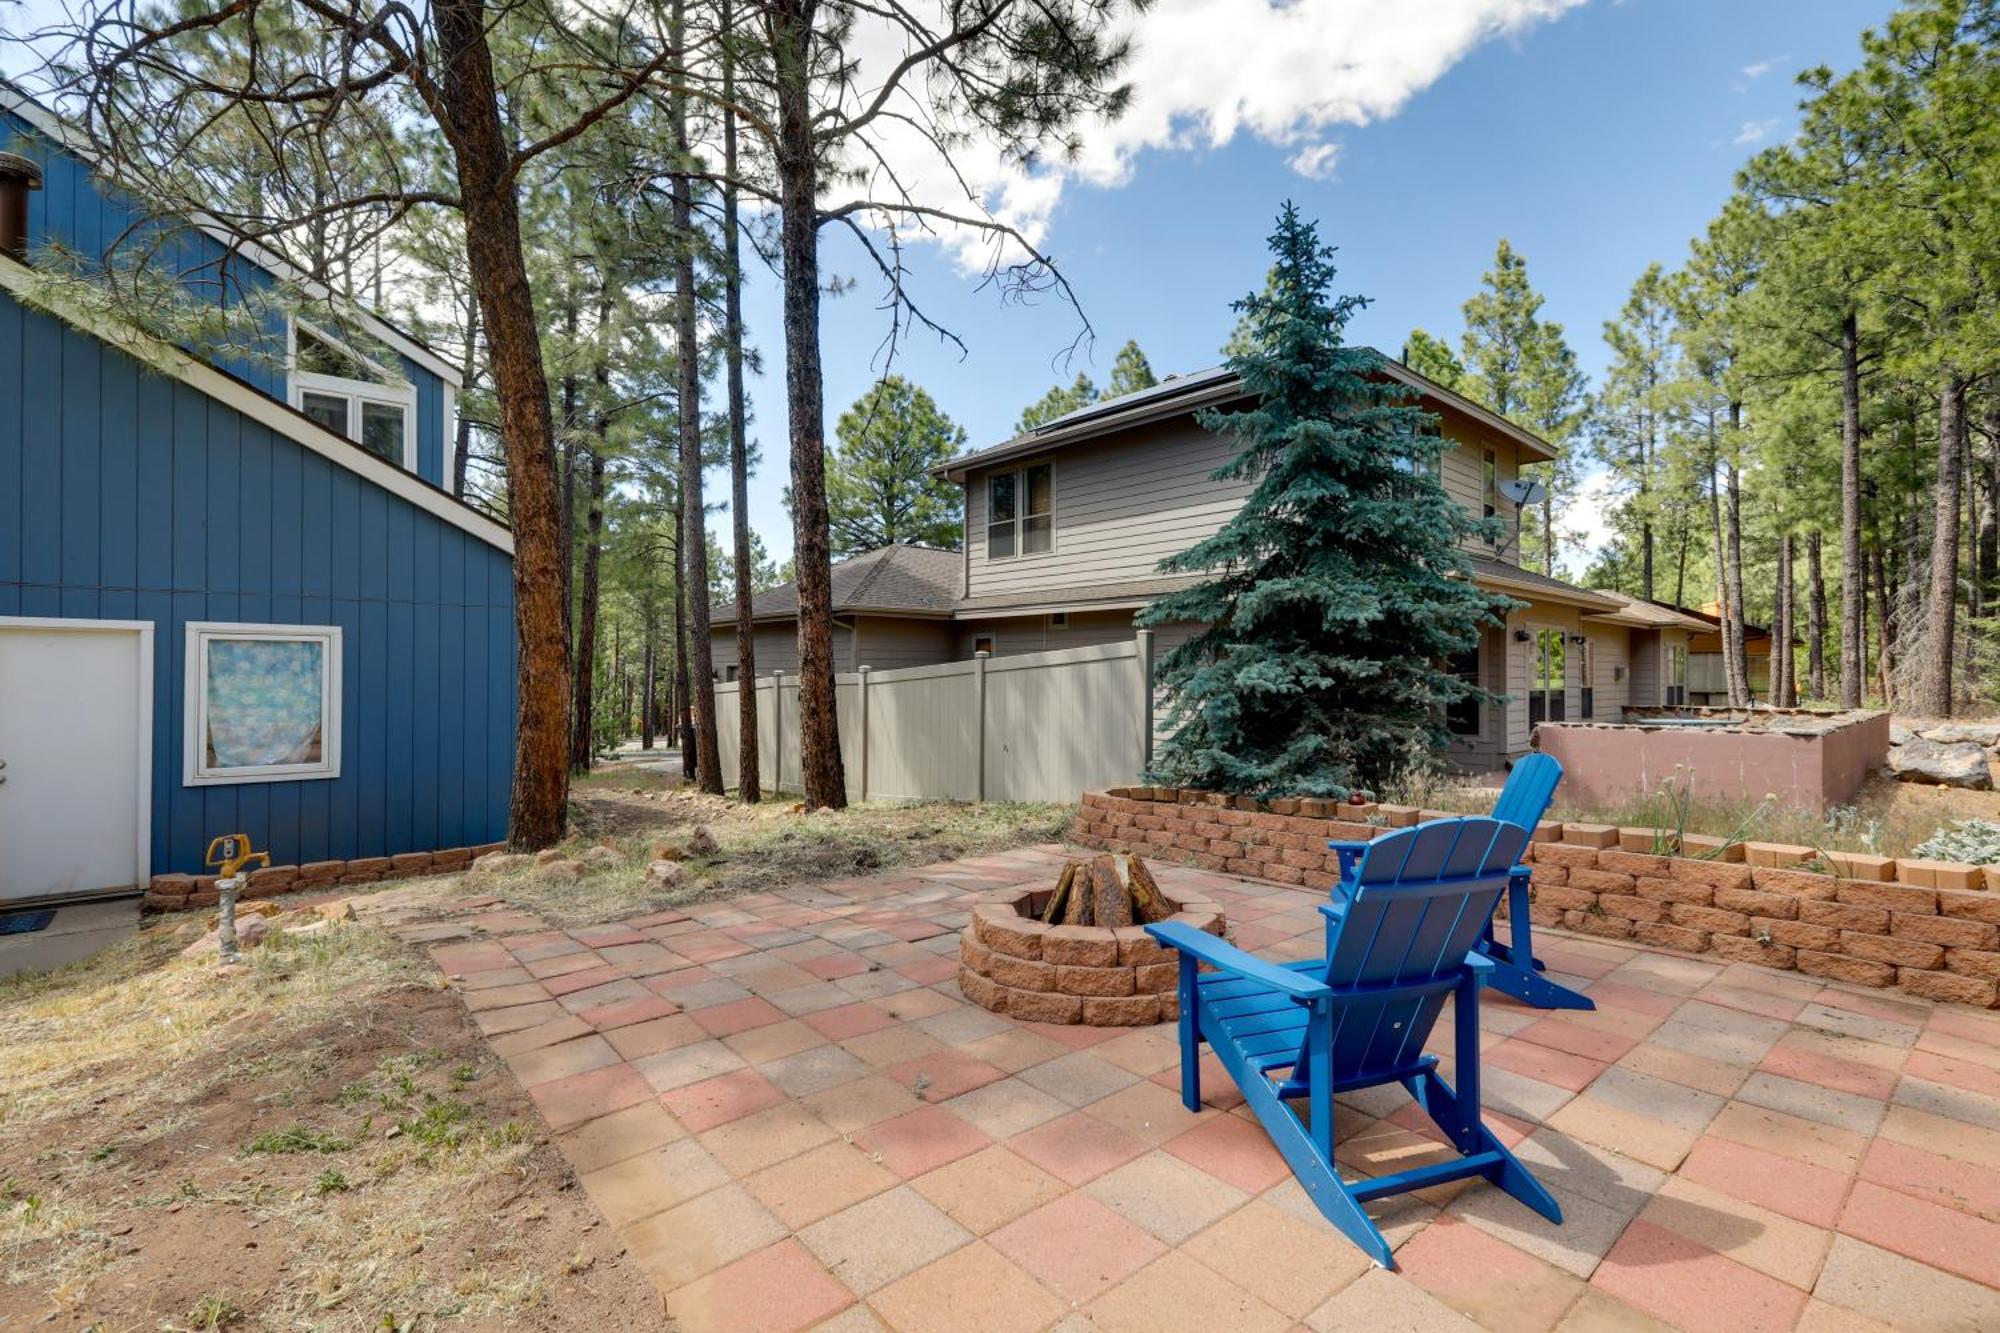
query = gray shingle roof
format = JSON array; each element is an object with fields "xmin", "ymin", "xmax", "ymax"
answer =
[{"xmin": 711, "ymin": 543, "xmax": 961, "ymax": 624}]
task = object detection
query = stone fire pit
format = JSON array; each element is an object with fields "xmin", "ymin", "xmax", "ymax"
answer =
[{"xmin": 957, "ymin": 881, "xmax": 1225, "ymax": 1026}]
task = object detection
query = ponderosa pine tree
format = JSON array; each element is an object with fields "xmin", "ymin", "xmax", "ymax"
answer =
[
  {"xmin": 1141, "ymin": 205, "xmax": 1508, "ymax": 798},
  {"xmin": 1017, "ymin": 373, "xmax": 1100, "ymax": 432},
  {"xmin": 1401, "ymin": 329, "xmax": 1466, "ymax": 391},
  {"xmin": 826, "ymin": 377, "xmax": 967, "ymax": 554},
  {"xmin": 1107, "ymin": 340, "xmax": 1159, "ymax": 397}
]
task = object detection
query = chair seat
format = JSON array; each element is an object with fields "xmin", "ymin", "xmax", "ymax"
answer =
[{"xmin": 1198, "ymin": 965, "xmax": 1437, "ymax": 1084}]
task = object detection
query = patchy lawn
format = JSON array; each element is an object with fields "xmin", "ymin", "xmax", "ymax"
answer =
[
  {"xmin": 0, "ymin": 914, "xmax": 656, "ymax": 1330},
  {"xmin": 454, "ymin": 762, "xmax": 1073, "ymax": 927}
]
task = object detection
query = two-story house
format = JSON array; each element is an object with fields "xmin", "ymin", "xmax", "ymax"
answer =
[
  {"xmin": 713, "ymin": 360, "xmax": 1707, "ymax": 779},
  {"xmin": 1, "ymin": 85, "xmax": 518, "ymax": 902}
]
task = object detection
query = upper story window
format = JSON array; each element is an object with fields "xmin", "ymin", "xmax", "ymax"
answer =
[
  {"xmin": 987, "ymin": 462, "xmax": 1053, "ymax": 559},
  {"xmin": 290, "ymin": 322, "xmax": 415, "ymax": 471}
]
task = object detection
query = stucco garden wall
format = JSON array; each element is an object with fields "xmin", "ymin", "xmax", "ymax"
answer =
[{"xmin": 1532, "ymin": 708, "xmax": 1891, "ymax": 809}]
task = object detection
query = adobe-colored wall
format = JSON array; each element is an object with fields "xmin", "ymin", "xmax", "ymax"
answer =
[{"xmin": 1532, "ymin": 710, "xmax": 1889, "ymax": 810}]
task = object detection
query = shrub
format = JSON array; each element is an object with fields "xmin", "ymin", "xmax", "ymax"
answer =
[{"xmin": 1912, "ymin": 819, "xmax": 2000, "ymax": 866}]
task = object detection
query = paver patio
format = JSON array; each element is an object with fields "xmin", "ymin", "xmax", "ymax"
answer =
[{"xmin": 379, "ymin": 847, "xmax": 2000, "ymax": 1332}]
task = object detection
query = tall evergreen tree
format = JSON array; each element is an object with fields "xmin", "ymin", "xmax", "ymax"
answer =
[
  {"xmin": 1142, "ymin": 205, "xmax": 1508, "ymax": 798},
  {"xmin": 1401, "ymin": 329, "xmax": 1466, "ymax": 390},
  {"xmin": 1106, "ymin": 340, "xmax": 1159, "ymax": 397},
  {"xmin": 1595, "ymin": 265, "xmax": 1680, "ymax": 601},
  {"xmin": 1016, "ymin": 373, "xmax": 1100, "ymax": 432},
  {"xmin": 826, "ymin": 377, "xmax": 968, "ymax": 554}
]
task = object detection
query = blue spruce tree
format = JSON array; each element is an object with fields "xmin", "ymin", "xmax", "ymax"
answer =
[{"xmin": 1141, "ymin": 204, "xmax": 1510, "ymax": 798}]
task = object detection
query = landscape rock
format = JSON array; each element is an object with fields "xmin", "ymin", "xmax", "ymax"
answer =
[
  {"xmin": 578, "ymin": 846, "xmax": 622, "ymax": 869},
  {"xmin": 650, "ymin": 843, "xmax": 687, "ymax": 862},
  {"xmin": 645, "ymin": 859, "xmax": 687, "ymax": 888},
  {"xmin": 532, "ymin": 857, "xmax": 583, "ymax": 882},
  {"xmin": 1917, "ymin": 722, "xmax": 2000, "ymax": 748},
  {"xmin": 467, "ymin": 851, "xmax": 530, "ymax": 881},
  {"xmin": 1890, "ymin": 722, "xmax": 1917, "ymax": 747},
  {"xmin": 179, "ymin": 913, "xmax": 273, "ymax": 959},
  {"xmin": 1889, "ymin": 738, "xmax": 1994, "ymax": 790},
  {"xmin": 687, "ymin": 825, "xmax": 719, "ymax": 856}
]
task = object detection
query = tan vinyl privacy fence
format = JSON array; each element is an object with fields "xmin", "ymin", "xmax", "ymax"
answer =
[{"xmin": 714, "ymin": 632, "xmax": 1157, "ymax": 804}]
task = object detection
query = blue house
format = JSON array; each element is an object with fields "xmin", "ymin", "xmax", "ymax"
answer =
[{"xmin": 0, "ymin": 86, "xmax": 516, "ymax": 902}]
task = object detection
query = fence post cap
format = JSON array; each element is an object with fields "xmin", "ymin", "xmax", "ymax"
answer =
[{"xmin": 974, "ymin": 650, "xmax": 990, "ymax": 660}]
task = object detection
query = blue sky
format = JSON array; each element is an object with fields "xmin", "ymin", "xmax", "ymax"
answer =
[{"xmin": 733, "ymin": 0, "xmax": 1894, "ymax": 567}]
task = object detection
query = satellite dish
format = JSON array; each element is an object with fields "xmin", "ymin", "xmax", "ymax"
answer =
[{"xmin": 1499, "ymin": 478, "xmax": 1548, "ymax": 507}]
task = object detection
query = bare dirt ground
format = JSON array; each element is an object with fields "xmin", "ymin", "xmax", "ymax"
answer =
[{"xmin": 0, "ymin": 918, "xmax": 660, "ymax": 1331}]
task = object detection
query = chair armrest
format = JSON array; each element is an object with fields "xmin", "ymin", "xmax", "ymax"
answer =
[
  {"xmin": 1145, "ymin": 921, "xmax": 1331, "ymax": 1002},
  {"xmin": 1465, "ymin": 951, "xmax": 1494, "ymax": 976},
  {"xmin": 1327, "ymin": 838, "xmax": 1371, "ymax": 887}
]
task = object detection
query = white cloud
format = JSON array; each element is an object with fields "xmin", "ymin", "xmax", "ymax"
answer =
[
  {"xmin": 1563, "ymin": 465, "xmax": 1621, "ymax": 562},
  {"xmin": 1733, "ymin": 117, "xmax": 1781, "ymax": 146},
  {"xmin": 830, "ymin": 0, "xmax": 1590, "ymax": 269},
  {"xmin": 1739, "ymin": 54, "xmax": 1785, "ymax": 81}
]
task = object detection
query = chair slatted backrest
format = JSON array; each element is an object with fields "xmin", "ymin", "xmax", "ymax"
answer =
[
  {"xmin": 1313, "ymin": 817, "xmax": 1528, "ymax": 1079},
  {"xmin": 1491, "ymin": 753, "xmax": 1562, "ymax": 837}
]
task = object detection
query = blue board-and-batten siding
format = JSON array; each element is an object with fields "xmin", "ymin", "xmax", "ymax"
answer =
[
  {"xmin": 0, "ymin": 290, "xmax": 515, "ymax": 874},
  {"xmin": 2, "ymin": 107, "xmax": 453, "ymax": 490}
]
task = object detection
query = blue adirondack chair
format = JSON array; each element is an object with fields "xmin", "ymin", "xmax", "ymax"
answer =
[
  {"xmin": 1327, "ymin": 755, "xmax": 1591, "ymax": 1012},
  {"xmin": 1147, "ymin": 816, "xmax": 1562, "ymax": 1269}
]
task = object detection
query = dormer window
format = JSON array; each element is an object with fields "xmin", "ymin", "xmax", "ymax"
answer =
[
  {"xmin": 987, "ymin": 462, "xmax": 1053, "ymax": 559},
  {"xmin": 289, "ymin": 321, "xmax": 415, "ymax": 471}
]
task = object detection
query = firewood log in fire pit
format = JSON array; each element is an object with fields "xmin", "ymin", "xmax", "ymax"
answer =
[{"xmin": 1035, "ymin": 852, "xmax": 1173, "ymax": 928}]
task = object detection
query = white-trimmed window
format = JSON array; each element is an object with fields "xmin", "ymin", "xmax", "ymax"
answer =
[
  {"xmin": 184, "ymin": 623, "xmax": 342, "ymax": 786},
  {"xmin": 986, "ymin": 462, "xmax": 1053, "ymax": 559},
  {"xmin": 1665, "ymin": 643, "xmax": 1689, "ymax": 706},
  {"xmin": 289, "ymin": 321, "xmax": 416, "ymax": 471}
]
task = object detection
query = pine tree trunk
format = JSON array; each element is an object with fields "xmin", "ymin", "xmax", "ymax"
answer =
[
  {"xmin": 1784, "ymin": 536, "xmax": 1800, "ymax": 712},
  {"xmin": 1838, "ymin": 312, "xmax": 1864, "ymax": 708},
  {"xmin": 1807, "ymin": 530, "xmax": 1827, "ymax": 700},
  {"xmin": 722, "ymin": 0, "xmax": 760, "ymax": 804},
  {"xmin": 452, "ymin": 296, "xmax": 479, "ymax": 497},
  {"xmin": 1724, "ymin": 446, "xmax": 1750, "ymax": 705},
  {"xmin": 435, "ymin": 0, "xmax": 569, "ymax": 848},
  {"xmin": 1914, "ymin": 374, "xmax": 1966, "ymax": 717},
  {"xmin": 1541, "ymin": 487, "xmax": 1555, "ymax": 579},
  {"xmin": 1872, "ymin": 544, "xmax": 1895, "ymax": 708},
  {"xmin": 773, "ymin": 0, "xmax": 847, "ymax": 809},
  {"xmin": 673, "ymin": 502, "xmax": 693, "ymax": 777},
  {"xmin": 641, "ymin": 620, "xmax": 656, "ymax": 750},
  {"xmin": 1706, "ymin": 441, "xmax": 1740, "ymax": 704},
  {"xmin": 672, "ymin": 0, "xmax": 723, "ymax": 795},
  {"xmin": 570, "ymin": 446, "xmax": 605, "ymax": 770}
]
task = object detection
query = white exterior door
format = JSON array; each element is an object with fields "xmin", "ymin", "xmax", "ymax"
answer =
[{"xmin": 0, "ymin": 620, "xmax": 152, "ymax": 901}]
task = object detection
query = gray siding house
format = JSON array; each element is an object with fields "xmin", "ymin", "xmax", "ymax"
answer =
[{"xmin": 713, "ymin": 358, "xmax": 1709, "ymax": 777}]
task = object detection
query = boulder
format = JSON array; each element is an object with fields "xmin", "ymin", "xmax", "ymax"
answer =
[
  {"xmin": 1889, "ymin": 738, "xmax": 1994, "ymax": 789},
  {"xmin": 467, "ymin": 850, "xmax": 530, "ymax": 882},
  {"xmin": 687, "ymin": 825, "xmax": 719, "ymax": 856},
  {"xmin": 1918, "ymin": 722, "xmax": 2000, "ymax": 748},
  {"xmin": 579, "ymin": 846, "xmax": 622, "ymax": 869},
  {"xmin": 646, "ymin": 859, "xmax": 687, "ymax": 888},
  {"xmin": 1890, "ymin": 722, "xmax": 1917, "ymax": 747},
  {"xmin": 179, "ymin": 912, "xmax": 274, "ymax": 959},
  {"xmin": 533, "ymin": 848, "xmax": 568, "ymax": 866},
  {"xmin": 533, "ymin": 857, "xmax": 584, "ymax": 883}
]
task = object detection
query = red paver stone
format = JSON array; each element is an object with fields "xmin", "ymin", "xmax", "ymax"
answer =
[
  {"xmin": 801, "ymin": 1002, "xmax": 900, "ymax": 1042},
  {"xmin": 1839, "ymin": 1179, "xmax": 2000, "ymax": 1289},
  {"xmin": 1592, "ymin": 1219, "xmax": 1807, "ymax": 1333},
  {"xmin": 899, "ymin": 956, "xmax": 960, "ymax": 985},
  {"xmin": 663, "ymin": 1069, "xmax": 790, "ymax": 1134},
  {"xmin": 885, "ymin": 1051, "xmax": 1006, "ymax": 1103},
  {"xmin": 1906, "ymin": 1049, "xmax": 2000, "ymax": 1100},
  {"xmin": 1009, "ymin": 1111, "xmax": 1149, "ymax": 1187},
  {"xmin": 852, "ymin": 1105, "xmax": 992, "ymax": 1178},
  {"xmin": 692, "ymin": 997, "xmax": 789, "ymax": 1038},
  {"xmin": 542, "ymin": 964, "xmax": 625, "ymax": 997},
  {"xmin": 1859, "ymin": 1136, "xmax": 2000, "ymax": 1219},
  {"xmin": 664, "ymin": 1238, "xmax": 853, "ymax": 1333},
  {"xmin": 1677, "ymin": 1135, "xmax": 1852, "ymax": 1228},
  {"xmin": 1487, "ymin": 1038, "xmax": 1610, "ymax": 1092},
  {"xmin": 1162, "ymin": 1112, "xmax": 1291, "ymax": 1194},
  {"xmin": 1397, "ymin": 1213, "xmax": 1582, "ymax": 1332},
  {"xmin": 987, "ymin": 1193, "xmax": 1167, "ymax": 1305},
  {"xmin": 1757, "ymin": 1043, "xmax": 1899, "ymax": 1100},
  {"xmin": 1513, "ymin": 1017, "xmax": 1639, "ymax": 1064},
  {"xmin": 799, "ymin": 951, "xmax": 870, "ymax": 981},
  {"xmin": 580, "ymin": 994, "xmax": 680, "ymax": 1031}
]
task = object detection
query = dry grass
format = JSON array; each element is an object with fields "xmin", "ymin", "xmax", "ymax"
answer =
[
  {"xmin": 0, "ymin": 916, "xmax": 631, "ymax": 1329},
  {"xmin": 447, "ymin": 765, "xmax": 1072, "ymax": 927}
]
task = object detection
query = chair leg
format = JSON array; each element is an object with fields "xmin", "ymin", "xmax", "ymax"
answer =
[
  {"xmin": 1485, "ymin": 871, "xmax": 1595, "ymax": 1011},
  {"xmin": 1176, "ymin": 952, "xmax": 1201, "ymax": 1113}
]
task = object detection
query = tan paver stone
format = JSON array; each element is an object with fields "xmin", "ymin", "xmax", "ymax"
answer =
[
  {"xmin": 1812, "ymin": 1234, "xmax": 2000, "ymax": 1330},
  {"xmin": 462, "ymin": 981, "xmax": 551, "ymax": 1011},
  {"xmin": 1085, "ymin": 1078, "xmax": 1219, "ymax": 1146},
  {"xmin": 744, "ymin": 1139, "xmax": 899, "ymax": 1229},
  {"xmin": 605, "ymin": 1012, "xmax": 706, "ymax": 1060},
  {"xmin": 811, "ymin": 1304, "xmax": 889, "ymax": 1333},
  {"xmin": 1448, "ymin": 1174, "xmax": 1638, "ymax": 1281},
  {"xmin": 1015, "ymin": 1050, "xmax": 1142, "ymax": 1108},
  {"xmin": 623, "ymin": 1182, "xmax": 789, "ymax": 1289},
  {"xmin": 1397, "ymin": 1211, "xmax": 1589, "ymax": 1333},
  {"xmin": 471, "ymin": 999, "xmax": 563, "ymax": 1035},
  {"xmin": 488, "ymin": 1013, "xmax": 594, "ymax": 1057},
  {"xmin": 527, "ymin": 1061, "xmax": 655, "ymax": 1131},
  {"xmin": 1084, "ymin": 1150, "xmax": 1248, "ymax": 1244},
  {"xmin": 557, "ymin": 1098, "xmax": 687, "ymax": 1175},
  {"xmin": 1305, "ymin": 1267, "xmax": 1481, "ymax": 1332},
  {"xmin": 1876, "ymin": 1102, "xmax": 2000, "ymax": 1170},
  {"xmin": 634, "ymin": 1037, "xmax": 749, "ymax": 1093},
  {"xmin": 1546, "ymin": 1095, "xmax": 1702, "ymax": 1172},
  {"xmin": 1733, "ymin": 1071, "xmax": 1886, "ymax": 1136},
  {"xmin": 961, "ymin": 1026, "xmax": 1070, "ymax": 1073},
  {"xmin": 1089, "ymin": 1027, "xmax": 1183, "ymax": 1077},
  {"xmin": 798, "ymin": 1184, "xmax": 973, "ymax": 1295},
  {"xmin": 1893, "ymin": 1075, "xmax": 2000, "ymax": 1134},
  {"xmin": 1182, "ymin": 1198, "xmax": 1374, "ymax": 1319},
  {"xmin": 580, "ymin": 1138, "xmax": 730, "ymax": 1228},
  {"xmin": 869, "ymin": 1240, "xmax": 1068, "ymax": 1333},
  {"xmin": 1161, "ymin": 1109, "xmax": 1291, "ymax": 1194},
  {"xmin": 1010, "ymin": 1109, "xmax": 1150, "ymax": 1186},
  {"xmin": 762, "ymin": 1043, "xmax": 873, "ymax": 1098},
  {"xmin": 873, "ymin": 987, "xmax": 961, "ymax": 1021},
  {"xmin": 939, "ymin": 1076, "xmax": 1071, "ymax": 1139},
  {"xmin": 506, "ymin": 1033, "xmax": 621, "ymax": 1087},
  {"xmin": 1508, "ymin": 1128, "xmax": 1666, "ymax": 1215},
  {"xmin": 1791, "ymin": 1298, "xmax": 1896, "ymax": 1333},
  {"xmin": 909, "ymin": 1144, "xmax": 1067, "ymax": 1235},
  {"xmin": 1707, "ymin": 1101, "xmax": 1868, "ymax": 1174},
  {"xmin": 699, "ymin": 1102, "xmax": 839, "ymax": 1176},
  {"xmin": 987, "ymin": 1192, "xmax": 1166, "ymax": 1304},
  {"xmin": 662, "ymin": 1238, "xmax": 855, "ymax": 1333},
  {"xmin": 1640, "ymin": 1174, "xmax": 1832, "ymax": 1291},
  {"xmin": 803, "ymin": 1073, "xmax": 929, "ymax": 1135},
  {"xmin": 841, "ymin": 1023, "xmax": 949, "ymax": 1069},
  {"xmin": 723, "ymin": 1017, "xmax": 826, "ymax": 1064},
  {"xmin": 1612, "ymin": 1039, "xmax": 1749, "ymax": 1098},
  {"xmin": 1553, "ymin": 1287, "xmax": 1679, "ymax": 1331},
  {"xmin": 1086, "ymin": 1251, "xmax": 1291, "ymax": 1333}
]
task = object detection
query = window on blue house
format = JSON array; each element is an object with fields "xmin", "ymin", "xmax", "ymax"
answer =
[
  {"xmin": 290, "ymin": 323, "xmax": 415, "ymax": 470},
  {"xmin": 184, "ymin": 623, "xmax": 343, "ymax": 786}
]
